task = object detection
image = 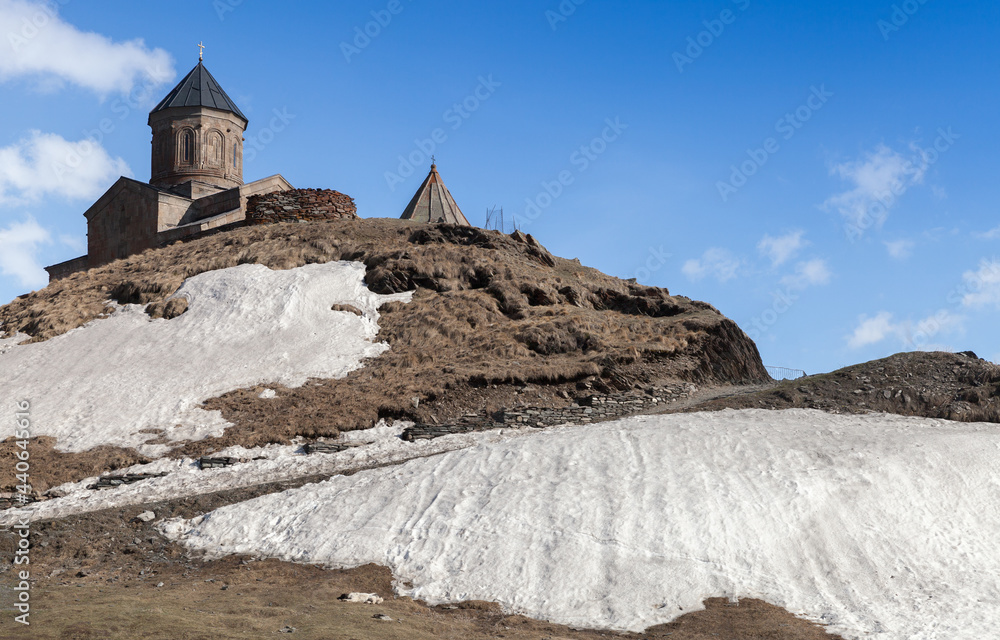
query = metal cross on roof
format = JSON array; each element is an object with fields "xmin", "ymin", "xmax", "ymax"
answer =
[{"xmin": 198, "ymin": 42, "xmax": 205, "ymax": 61}]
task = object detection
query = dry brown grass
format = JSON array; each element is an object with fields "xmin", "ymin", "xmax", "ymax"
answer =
[
  {"xmin": 1, "ymin": 217, "xmax": 769, "ymax": 462},
  {"xmin": 0, "ymin": 436, "xmax": 148, "ymax": 494}
]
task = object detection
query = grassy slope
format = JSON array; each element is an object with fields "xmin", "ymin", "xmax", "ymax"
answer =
[{"xmin": 1, "ymin": 218, "xmax": 769, "ymax": 486}]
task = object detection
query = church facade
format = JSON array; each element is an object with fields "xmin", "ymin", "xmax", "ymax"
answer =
[{"xmin": 45, "ymin": 60, "xmax": 292, "ymax": 280}]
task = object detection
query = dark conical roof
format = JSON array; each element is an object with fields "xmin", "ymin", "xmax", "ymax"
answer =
[
  {"xmin": 150, "ymin": 61, "xmax": 247, "ymax": 122},
  {"xmin": 400, "ymin": 164, "xmax": 470, "ymax": 226}
]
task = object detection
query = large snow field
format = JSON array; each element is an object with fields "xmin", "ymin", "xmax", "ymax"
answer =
[
  {"xmin": 161, "ymin": 408, "xmax": 1000, "ymax": 640},
  {"xmin": 0, "ymin": 262, "xmax": 411, "ymax": 454}
]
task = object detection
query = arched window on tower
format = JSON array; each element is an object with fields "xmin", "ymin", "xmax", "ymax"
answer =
[
  {"xmin": 233, "ymin": 141, "xmax": 238, "ymax": 168},
  {"xmin": 179, "ymin": 130, "xmax": 194, "ymax": 165},
  {"xmin": 207, "ymin": 130, "xmax": 224, "ymax": 167}
]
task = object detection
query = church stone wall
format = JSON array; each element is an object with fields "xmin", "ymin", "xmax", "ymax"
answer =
[
  {"xmin": 245, "ymin": 189, "xmax": 357, "ymax": 225},
  {"xmin": 85, "ymin": 181, "xmax": 163, "ymax": 267}
]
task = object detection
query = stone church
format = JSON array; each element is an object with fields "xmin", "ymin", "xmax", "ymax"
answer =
[
  {"xmin": 45, "ymin": 56, "xmax": 472, "ymax": 281},
  {"xmin": 45, "ymin": 59, "xmax": 292, "ymax": 280}
]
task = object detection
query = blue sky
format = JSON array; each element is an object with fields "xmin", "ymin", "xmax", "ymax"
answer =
[{"xmin": 0, "ymin": 0, "xmax": 998, "ymax": 373}]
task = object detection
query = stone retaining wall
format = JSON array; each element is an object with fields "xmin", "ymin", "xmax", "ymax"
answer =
[
  {"xmin": 402, "ymin": 383, "xmax": 696, "ymax": 440},
  {"xmin": 245, "ymin": 188, "xmax": 357, "ymax": 225}
]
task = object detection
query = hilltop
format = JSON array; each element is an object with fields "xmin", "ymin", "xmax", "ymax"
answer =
[{"xmin": 1, "ymin": 217, "xmax": 768, "ymax": 490}]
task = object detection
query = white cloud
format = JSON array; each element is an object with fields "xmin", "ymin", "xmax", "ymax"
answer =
[
  {"xmin": 961, "ymin": 259, "xmax": 1000, "ymax": 308},
  {"xmin": 0, "ymin": 130, "xmax": 131, "ymax": 203},
  {"xmin": 847, "ymin": 309, "xmax": 965, "ymax": 350},
  {"xmin": 0, "ymin": 215, "xmax": 51, "ymax": 288},
  {"xmin": 823, "ymin": 144, "xmax": 928, "ymax": 232},
  {"xmin": 780, "ymin": 258, "xmax": 831, "ymax": 290},
  {"xmin": 975, "ymin": 226, "xmax": 1000, "ymax": 240},
  {"xmin": 848, "ymin": 311, "xmax": 896, "ymax": 349},
  {"xmin": 884, "ymin": 239, "xmax": 915, "ymax": 260},
  {"xmin": 0, "ymin": 0, "xmax": 174, "ymax": 95},
  {"xmin": 682, "ymin": 248, "xmax": 741, "ymax": 283},
  {"xmin": 757, "ymin": 230, "xmax": 807, "ymax": 267}
]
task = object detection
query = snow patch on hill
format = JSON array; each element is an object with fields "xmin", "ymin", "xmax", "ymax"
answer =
[
  {"xmin": 161, "ymin": 408, "xmax": 1000, "ymax": 640},
  {"xmin": 0, "ymin": 262, "xmax": 411, "ymax": 454}
]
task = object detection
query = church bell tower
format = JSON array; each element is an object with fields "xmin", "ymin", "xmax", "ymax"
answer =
[{"xmin": 148, "ymin": 48, "xmax": 248, "ymax": 196}]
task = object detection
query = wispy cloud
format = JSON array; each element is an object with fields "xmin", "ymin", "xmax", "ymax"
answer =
[
  {"xmin": 823, "ymin": 143, "xmax": 928, "ymax": 231},
  {"xmin": 847, "ymin": 309, "xmax": 964, "ymax": 350},
  {"xmin": 884, "ymin": 239, "xmax": 915, "ymax": 260},
  {"xmin": 757, "ymin": 230, "xmax": 807, "ymax": 267},
  {"xmin": 961, "ymin": 259, "xmax": 1000, "ymax": 308},
  {"xmin": 0, "ymin": 130, "xmax": 130, "ymax": 204},
  {"xmin": 682, "ymin": 248, "xmax": 742, "ymax": 283},
  {"xmin": 780, "ymin": 258, "xmax": 831, "ymax": 290},
  {"xmin": 975, "ymin": 225, "xmax": 1000, "ymax": 240},
  {"xmin": 0, "ymin": 0, "xmax": 174, "ymax": 95},
  {"xmin": 0, "ymin": 215, "xmax": 51, "ymax": 289}
]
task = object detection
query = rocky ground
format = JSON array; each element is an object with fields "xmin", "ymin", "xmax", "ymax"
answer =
[{"xmin": 682, "ymin": 350, "xmax": 1000, "ymax": 422}]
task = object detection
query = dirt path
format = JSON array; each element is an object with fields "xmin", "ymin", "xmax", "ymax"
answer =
[{"xmin": 645, "ymin": 381, "xmax": 780, "ymax": 415}]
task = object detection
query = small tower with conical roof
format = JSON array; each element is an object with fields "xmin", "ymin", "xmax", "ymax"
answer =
[
  {"xmin": 400, "ymin": 162, "xmax": 470, "ymax": 226},
  {"xmin": 148, "ymin": 55, "xmax": 248, "ymax": 196}
]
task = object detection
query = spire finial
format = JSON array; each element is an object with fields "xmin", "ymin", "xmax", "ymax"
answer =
[
  {"xmin": 198, "ymin": 41, "xmax": 205, "ymax": 61},
  {"xmin": 431, "ymin": 155, "xmax": 436, "ymax": 167}
]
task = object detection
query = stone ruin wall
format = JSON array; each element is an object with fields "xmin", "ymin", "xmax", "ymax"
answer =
[
  {"xmin": 402, "ymin": 382, "xmax": 698, "ymax": 440},
  {"xmin": 245, "ymin": 188, "xmax": 358, "ymax": 225}
]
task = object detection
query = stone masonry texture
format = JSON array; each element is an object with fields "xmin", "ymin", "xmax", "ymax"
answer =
[{"xmin": 245, "ymin": 189, "xmax": 358, "ymax": 225}]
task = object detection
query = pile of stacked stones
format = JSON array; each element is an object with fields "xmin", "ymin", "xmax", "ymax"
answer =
[
  {"xmin": 245, "ymin": 188, "xmax": 357, "ymax": 225},
  {"xmin": 303, "ymin": 442, "xmax": 368, "ymax": 454},
  {"xmin": 198, "ymin": 456, "xmax": 260, "ymax": 469},
  {"xmin": 402, "ymin": 383, "xmax": 697, "ymax": 441},
  {"xmin": 0, "ymin": 492, "xmax": 41, "ymax": 510},
  {"xmin": 87, "ymin": 472, "xmax": 168, "ymax": 490}
]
